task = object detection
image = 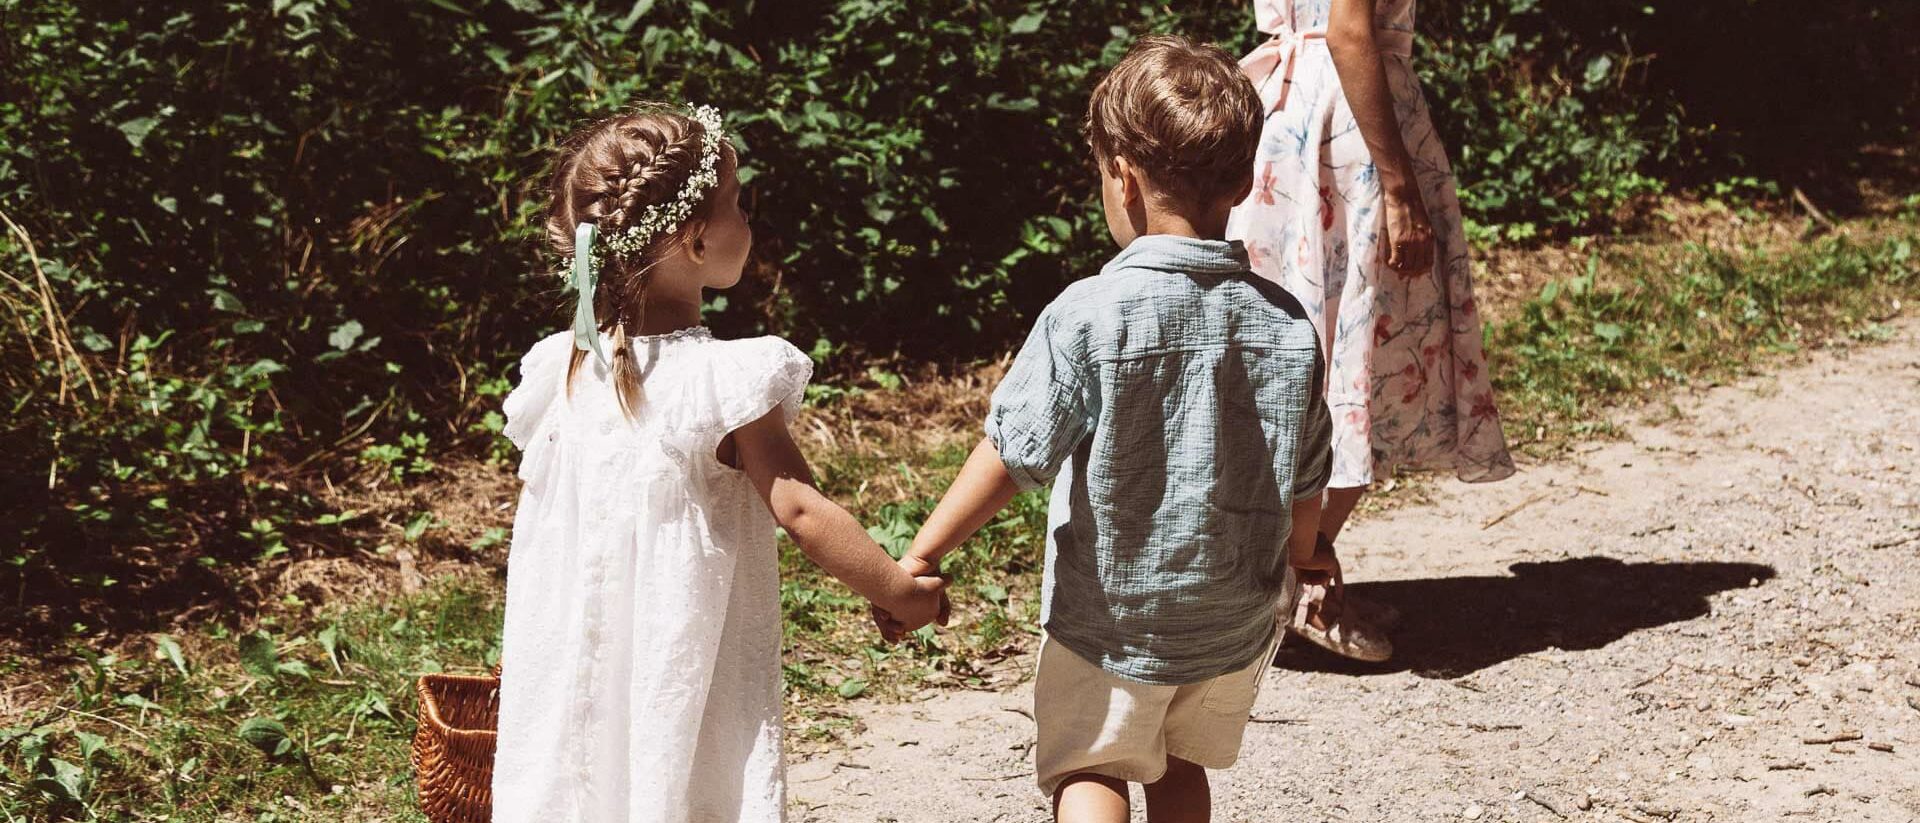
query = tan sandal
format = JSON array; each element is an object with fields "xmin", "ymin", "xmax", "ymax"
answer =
[
  {"xmin": 1313, "ymin": 534, "xmax": 1402, "ymax": 630},
  {"xmin": 1288, "ymin": 565, "xmax": 1394, "ymax": 663}
]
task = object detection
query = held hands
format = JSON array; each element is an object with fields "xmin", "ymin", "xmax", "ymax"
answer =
[
  {"xmin": 1382, "ymin": 177, "xmax": 1435, "ymax": 276},
  {"xmin": 871, "ymin": 555, "xmax": 952, "ymax": 643}
]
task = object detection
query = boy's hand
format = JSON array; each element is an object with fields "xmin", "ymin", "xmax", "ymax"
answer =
[
  {"xmin": 1290, "ymin": 539, "xmax": 1342, "ymax": 587},
  {"xmin": 871, "ymin": 556, "xmax": 952, "ymax": 643}
]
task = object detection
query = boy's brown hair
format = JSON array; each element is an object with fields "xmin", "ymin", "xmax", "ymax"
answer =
[{"xmin": 1084, "ymin": 34, "xmax": 1264, "ymax": 206}]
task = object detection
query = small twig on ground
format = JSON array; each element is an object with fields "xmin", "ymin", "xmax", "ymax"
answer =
[
  {"xmin": 1574, "ymin": 485, "xmax": 1611, "ymax": 497},
  {"xmin": 57, "ymin": 706, "xmax": 152, "ymax": 740},
  {"xmin": 1803, "ymin": 784, "xmax": 1836, "ymax": 798},
  {"xmin": 1481, "ymin": 490, "xmax": 1555, "ymax": 530},
  {"xmin": 1523, "ymin": 791, "xmax": 1568, "ymax": 818},
  {"xmin": 1627, "ymin": 662, "xmax": 1676, "ymax": 691},
  {"xmin": 1002, "ymin": 707, "xmax": 1033, "ymax": 722},
  {"xmin": 1801, "ymin": 731, "xmax": 1863, "ymax": 745},
  {"xmin": 1792, "ymin": 187, "xmax": 1838, "ymax": 235},
  {"xmin": 1632, "ymin": 523, "xmax": 1678, "ymax": 537},
  {"xmin": 1766, "ymin": 760, "xmax": 1809, "ymax": 771},
  {"xmin": 1632, "ymin": 802, "xmax": 1682, "ymax": 820},
  {"xmin": 1465, "ymin": 722, "xmax": 1523, "ymax": 732},
  {"xmin": 961, "ymin": 772, "xmax": 1032, "ymax": 782},
  {"xmin": 1868, "ymin": 742, "xmax": 1895, "ymax": 753},
  {"xmin": 1869, "ymin": 535, "xmax": 1918, "ymax": 550},
  {"xmin": 1249, "ymin": 716, "xmax": 1305, "ymax": 725}
]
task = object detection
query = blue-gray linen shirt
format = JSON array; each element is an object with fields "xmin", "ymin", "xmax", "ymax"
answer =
[{"xmin": 987, "ymin": 235, "xmax": 1333, "ymax": 685}]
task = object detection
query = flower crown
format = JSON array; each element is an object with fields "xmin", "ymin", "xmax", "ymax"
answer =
[
  {"xmin": 568, "ymin": 104, "xmax": 728, "ymax": 368},
  {"xmin": 596, "ymin": 103, "xmax": 727, "ymax": 265}
]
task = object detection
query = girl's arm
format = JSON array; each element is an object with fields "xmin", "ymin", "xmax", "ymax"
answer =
[
  {"xmin": 1326, "ymin": 0, "xmax": 1434, "ymax": 274},
  {"xmin": 732, "ymin": 408, "xmax": 948, "ymax": 630}
]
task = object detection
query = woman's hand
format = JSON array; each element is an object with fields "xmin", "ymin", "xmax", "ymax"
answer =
[{"xmin": 1382, "ymin": 179, "xmax": 1434, "ymax": 275}]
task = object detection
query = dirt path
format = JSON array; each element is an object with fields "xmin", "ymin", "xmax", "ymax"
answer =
[{"xmin": 789, "ymin": 319, "xmax": 1920, "ymax": 822}]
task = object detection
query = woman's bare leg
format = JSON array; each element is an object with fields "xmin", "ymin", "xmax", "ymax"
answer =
[{"xmin": 1320, "ymin": 485, "xmax": 1369, "ymax": 543}]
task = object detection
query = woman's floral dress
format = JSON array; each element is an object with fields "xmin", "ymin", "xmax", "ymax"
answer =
[{"xmin": 1226, "ymin": 0, "xmax": 1514, "ymax": 488}]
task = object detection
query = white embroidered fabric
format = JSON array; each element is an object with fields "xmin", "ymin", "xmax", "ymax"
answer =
[{"xmin": 492, "ymin": 328, "xmax": 811, "ymax": 823}]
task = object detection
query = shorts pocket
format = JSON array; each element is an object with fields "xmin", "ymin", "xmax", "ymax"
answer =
[{"xmin": 1198, "ymin": 651, "xmax": 1272, "ymax": 714}]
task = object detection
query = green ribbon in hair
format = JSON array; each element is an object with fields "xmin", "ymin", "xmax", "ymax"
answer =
[{"xmin": 571, "ymin": 222, "xmax": 610, "ymax": 368}]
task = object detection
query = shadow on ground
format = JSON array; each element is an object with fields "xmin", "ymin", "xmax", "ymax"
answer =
[{"xmin": 1273, "ymin": 556, "xmax": 1777, "ymax": 679}]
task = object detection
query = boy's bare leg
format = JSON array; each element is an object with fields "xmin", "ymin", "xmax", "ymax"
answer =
[
  {"xmin": 1142, "ymin": 757, "xmax": 1210, "ymax": 823},
  {"xmin": 1055, "ymin": 773, "xmax": 1130, "ymax": 823}
]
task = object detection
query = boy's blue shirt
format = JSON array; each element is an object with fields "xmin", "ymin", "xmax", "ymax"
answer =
[{"xmin": 987, "ymin": 234, "xmax": 1334, "ymax": 685}]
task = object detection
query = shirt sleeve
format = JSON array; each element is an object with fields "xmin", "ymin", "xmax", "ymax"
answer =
[
  {"xmin": 986, "ymin": 303, "xmax": 1094, "ymax": 491},
  {"xmin": 1292, "ymin": 349, "xmax": 1334, "ymax": 500}
]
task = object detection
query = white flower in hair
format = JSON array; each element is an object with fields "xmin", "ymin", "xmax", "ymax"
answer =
[{"xmin": 597, "ymin": 104, "xmax": 728, "ymax": 264}]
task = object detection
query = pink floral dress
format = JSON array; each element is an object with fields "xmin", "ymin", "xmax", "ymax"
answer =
[{"xmin": 1226, "ymin": 0, "xmax": 1514, "ymax": 488}]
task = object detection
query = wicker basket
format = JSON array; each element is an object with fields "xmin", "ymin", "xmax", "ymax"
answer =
[{"xmin": 413, "ymin": 668, "xmax": 500, "ymax": 823}]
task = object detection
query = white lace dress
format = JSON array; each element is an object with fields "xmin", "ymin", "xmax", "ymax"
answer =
[{"xmin": 491, "ymin": 327, "xmax": 812, "ymax": 823}]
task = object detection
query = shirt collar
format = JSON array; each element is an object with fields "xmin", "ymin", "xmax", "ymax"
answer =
[{"xmin": 1102, "ymin": 235, "xmax": 1250, "ymax": 277}]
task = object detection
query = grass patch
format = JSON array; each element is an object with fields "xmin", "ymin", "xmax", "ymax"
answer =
[
  {"xmin": 1, "ymin": 579, "xmax": 500, "ymax": 821},
  {"xmin": 1491, "ymin": 224, "xmax": 1917, "ymax": 450}
]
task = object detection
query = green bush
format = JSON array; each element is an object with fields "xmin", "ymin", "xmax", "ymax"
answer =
[{"xmin": 0, "ymin": 0, "xmax": 1683, "ymax": 634}]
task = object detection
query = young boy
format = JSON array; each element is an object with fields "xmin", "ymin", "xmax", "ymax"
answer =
[{"xmin": 888, "ymin": 34, "xmax": 1335, "ymax": 823}]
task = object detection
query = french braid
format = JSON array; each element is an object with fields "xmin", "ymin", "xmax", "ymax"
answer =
[{"xmin": 543, "ymin": 105, "xmax": 728, "ymax": 416}]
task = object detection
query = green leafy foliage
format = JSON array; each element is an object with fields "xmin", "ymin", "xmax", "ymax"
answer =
[{"xmin": 0, "ymin": 0, "xmax": 1831, "ymax": 651}]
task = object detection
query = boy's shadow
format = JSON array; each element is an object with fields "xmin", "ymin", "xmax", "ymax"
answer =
[{"xmin": 1272, "ymin": 556, "xmax": 1775, "ymax": 679}]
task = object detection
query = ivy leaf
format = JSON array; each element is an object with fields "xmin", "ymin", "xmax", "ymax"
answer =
[
  {"xmin": 117, "ymin": 692, "xmax": 166, "ymax": 714},
  {"xmin": 328, "ymin": 320, "xmax": 364, "ymax": 351},
  {"xmin": 238, "ymin": 631, "xmax": 278, "ymax": 680},
  {"xmin": 317, "ymin": 625, "xmax": 345, "ymax": 674},
  {"xmin": 155, "ymin": 634, "xmax": 189, "ymax": 677},
  {"xmin": 1584, "ymin": 55, "xmax": 1615, "ymax": 88},
  {"xmin": 31, "ymin": 758, "xmax": 88, "ymax": 804},
  {"xmin": 237, "ymin": 717, "xmax": 296, "ymax": 759},
  {"xmin": 117, "ymin": 117, "xmax": 158, "ymax": 149},
  {"xmin": 976, "ymin": 583, "xmax": 1009, "ymax": 605},
  {"xmin": 1009, "ymin": 11, "xmax": 1045, "ymax": 34},
  {"xmin": 74, "ymin": 730, "xmax": 107, "ymax": 763},
  {"xmin": 836, "ymin": 678, "xmax": 868, "ymax": 699},
  {"xmin": 208, "ymin": 288, "xmax": 245, "ymax": 313}
]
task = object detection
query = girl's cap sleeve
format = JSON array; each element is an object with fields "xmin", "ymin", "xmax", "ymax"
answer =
[
  {"xmin": 715, "ymin": 337, "xmax": 814, "ymax": 433},
  {"xmin": 502, "ymin": 332, "xmax": 572, "ymax": 451}
]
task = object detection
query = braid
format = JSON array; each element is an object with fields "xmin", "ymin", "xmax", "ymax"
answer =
[
  {"xmin": 546, "ymin": 105, "xmax": 727, "ymax": 419},
  {"xmin": 599, "ymin": 122, "xmax": 705, "ymax": 235}
]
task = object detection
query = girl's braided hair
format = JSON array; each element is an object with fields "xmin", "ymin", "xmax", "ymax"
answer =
[{"xmin": 544, "ymin": 106, "xmax": 734, "ymax": 415}]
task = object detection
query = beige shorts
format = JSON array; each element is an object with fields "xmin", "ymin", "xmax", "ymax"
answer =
[{"xmin": 1032, "ymin": 634, "xmax": 1277, "ymax": 796}]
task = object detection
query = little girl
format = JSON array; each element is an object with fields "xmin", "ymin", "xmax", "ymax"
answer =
[{"xmin": 491, "ymin": 104, "xmax": 948, "ymax": 822}]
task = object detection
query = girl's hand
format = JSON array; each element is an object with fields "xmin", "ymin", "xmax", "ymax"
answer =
[
  {"xmin": 872, "ymin": 567, "xmax": 951, "ymax": 643},
  {"xmin": 1382, "ymin": 180, "xmax": 1434, "ymax": 275},
  {"xmin": 872, "ymin": 555, "xmax": 952, "ymax": 642}
]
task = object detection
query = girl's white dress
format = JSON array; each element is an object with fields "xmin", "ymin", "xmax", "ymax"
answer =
[{"xmin": 492, "ymin": 327, "xmax": 811, "ymax": 823}]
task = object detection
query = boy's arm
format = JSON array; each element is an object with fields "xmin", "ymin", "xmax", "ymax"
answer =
[
  {"xmin": 1289, "ymin": 351, "xmax": 1336, "ymax": 575},
  {"xmin": 733, "ymin": 408, "xmax": 947, "ymax": 629},
  {"xmin": 903, "ymin": 438, "xmax": 1023, "ymax": 573}
]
